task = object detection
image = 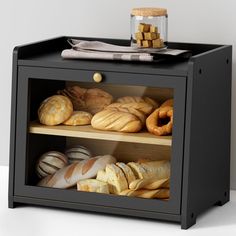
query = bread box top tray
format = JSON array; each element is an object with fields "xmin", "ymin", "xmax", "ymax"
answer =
[{"xmin": 14, "ymin": 36, "xmax": 228, "ymax": 77}]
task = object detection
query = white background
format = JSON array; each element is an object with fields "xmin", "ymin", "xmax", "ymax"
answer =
[{"xmin": 0, "ymin": 0, "xmax": 235, "ymax": 189}]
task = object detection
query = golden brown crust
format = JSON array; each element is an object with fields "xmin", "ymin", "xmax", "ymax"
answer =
[
  {"xmin": 63, "ymin": 111, "xmax": 92, "ymax": 126},
  {"xmin": 91, "ymin": 109, "xmax": 142, "ymax": 133},
  {"xmin": 160, "ymin": 99, "xmax": 174, "ymax": 108},
  {"xmin": 58, "ymin": 86, "xmax": 113, "ymax": 114},
  {"xmin": 146, "ymin": 106, "xmax": 173, "ymax": 136},
  {"xmin": 38, "ymin": 95, "xmax": 73, "ymax": 126}
]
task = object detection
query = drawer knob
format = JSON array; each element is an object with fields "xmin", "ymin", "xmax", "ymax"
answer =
[{"xmin": 93, "ymin": 73, "xmax": 103, "ymax": 83}]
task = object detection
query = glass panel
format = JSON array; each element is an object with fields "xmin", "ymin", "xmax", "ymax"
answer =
[{"xmin": 26, "ymin": 78, "xmax": 174, "ymax": 201}]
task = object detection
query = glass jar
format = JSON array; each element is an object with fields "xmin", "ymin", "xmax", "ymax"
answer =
[{"xmin": 131, "ymin": 8, "xmax": 168, "ymax": 49}]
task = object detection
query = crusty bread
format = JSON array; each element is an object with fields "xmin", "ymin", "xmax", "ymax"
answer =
[
  {"xmin": 117, "ymin": 96, "xmax": 159, "ymax": 109},
  {"xmin": 105, "ymin": 106, "xmax": 146, "ymax": 125},
  {"xmin": 63, "ymin": 111, "xmax": 92, "ymax": 126},
  {"xmin": 127, "ymin": 160, "xmax": 170, "ymax": 180},
  {"xmin": 65, "ymin": 145, "xmax": 92, "ymax": 164},
  {"xmin": 105, "ymin": 163, "xmax": 128, "ymax": 194},
  {"xmin": 77, "ymin": 179, "xmax": 109, "ymax": 194},
  {"xmin": 91, "ymin": 109, "xmax": 142, "ymax": 133},
  {"xmin": 116, "ymin": 162, "xmax": 136, "ymax": 185},
  {"xmin": 37, "ymin": 155, "xmax": 116, "ymax": 189},
  {"xmin": 160, "ymin": 98, "xmax": 173, "ymax": 108},
  {"xmin": 146, "ymin": 106, "xmax": 173, "ymax": 136},
  {"xmin": 58, "ymin": 86, "xmax": 113, "ymax": 114},
  {"xmin": 106, "ymin": 102, "xmax": 153, "ymax": 115},
  {"xmin": 38, "ymin": 95, "xmax": 73, "ymax": 126}
]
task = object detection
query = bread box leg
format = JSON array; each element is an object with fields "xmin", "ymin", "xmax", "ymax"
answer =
[{"xmin": 181, "ymin": 213, "xmax": 197, "ymax": 229}]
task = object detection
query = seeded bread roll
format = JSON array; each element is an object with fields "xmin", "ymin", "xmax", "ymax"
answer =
[
  {"xmin": 63, "ymin": 111, "xmax": 92, "ymax": 126},
  {"xmin": 77, "ymin": 179, "xmax": 109, "ymax": 194},
  {"xmin": 37, "ymin": 155, "xmax": 116, "ymax": 189},
  {"xmin": 38, "ymin": 95, "xmax": 73, "ymax": 126},
  {"xmin": 91, "ymin": 109, "xmax": 142, "ymax": 133},
  {"xmin": 36, "ymin": 151, "xmax": 68, "ymax": 178}
]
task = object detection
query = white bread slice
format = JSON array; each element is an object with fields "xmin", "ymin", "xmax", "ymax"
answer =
[
  {"xmin": 105, "ymin": 163, "xmax": 128, "ymax": 194},
  {"xmin": 116, "ymin": 162, "xmax": 136, "ymax": 184},
  {"xmin": 77, "ymin": 179, "xmax": 109, "ymax": 194}
]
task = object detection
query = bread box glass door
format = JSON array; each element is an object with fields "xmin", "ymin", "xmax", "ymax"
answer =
[{"xmin": 14, "ymin": 66, "xmax": 186, "ymax": 215}]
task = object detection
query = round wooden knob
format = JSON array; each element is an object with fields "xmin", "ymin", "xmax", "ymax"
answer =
[{"xmin": 93, "ymin": 73, "xmax": 103, "ymax": 83}]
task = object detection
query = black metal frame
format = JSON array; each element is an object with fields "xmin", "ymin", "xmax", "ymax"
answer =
[{"xmin": 8, "ymin": 36, "xmax": 232, "ymax": 229}]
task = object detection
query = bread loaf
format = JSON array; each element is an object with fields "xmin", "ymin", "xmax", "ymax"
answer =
[
  {"xmin": 63, "ymin": 111, "xmax": 92, "ymax": 126},
  {"xmin": 58, "ymin": 86, "xmax": 113, "ymax": 114},
  {"xmin": 117, "ymin": 96, "xmax": 159, "ymax": 109},
  {"xmin": 91, "ymin": 109, "xmax": 142, "ymax": 133},
  {"xmin": 105, "ymin": 106, "xmax": 146, "ymax": 125},
  {"xmin": 106, "ymin": 102, "xmax": 153, "ymax": 115},
  {"xmin": 127, "ymin": 160, "xmax": 170, "ymax": 180},
  {"xmin": 160, "ymin": 99, "xmax": 173, "ymax": 108},
  {"xmin": 38, "ymin": 95, "xmax": 73, "ymax": 125},
  {"xmin": 36, "ymin": 151, "xmax": 68, "ymax": 178},
  {"xmin": 65, "ymin": 145, "xmax": 92, "ymax": 164},
  {"xmin": 37, "ymin": 155, "xmax": 116, "ymax": 189},
  {"xmin": 77, "ymin": 179, "xmax": 109, "ymax": 194}
]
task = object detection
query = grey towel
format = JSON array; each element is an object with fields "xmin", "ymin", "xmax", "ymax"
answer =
[{"xmin": 61, "ymin": 39, "xmax": 153, "ymax": 62}]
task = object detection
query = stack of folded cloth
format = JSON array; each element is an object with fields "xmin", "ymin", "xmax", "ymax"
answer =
[{"xmin": 61, "ymin": 39, "xmax": 154, "ymax": 62}]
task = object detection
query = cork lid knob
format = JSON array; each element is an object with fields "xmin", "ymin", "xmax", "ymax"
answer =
[{"xmin": 131, "ymin": 8, "xmax": 167, "ymax": 17}]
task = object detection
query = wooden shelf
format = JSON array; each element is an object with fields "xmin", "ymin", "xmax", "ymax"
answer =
[{"xmin": 29, "ymin": 121, "xmax": 172, "ymax": 146}]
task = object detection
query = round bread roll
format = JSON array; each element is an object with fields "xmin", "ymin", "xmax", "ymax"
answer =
[
  {"xmin": 65, "ymin": 145, "xmax": 92, "ymax": 163},
  {"xmin": 63, "ymin": 111, "xmax": 93, "ymax": 126},
  {"xmin": 38, "ymin": 95, "xmax": 73, "ymax": 125},
  {"xmin": 36, "ymin": 151, "xmax": 68, "ymax": 178}
]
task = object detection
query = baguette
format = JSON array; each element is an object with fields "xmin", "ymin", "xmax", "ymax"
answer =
[
  {"xmin": 37, "ymin": 155, "xmax": 116, "ymax": 189},
  {"xmin": 91, "ymin": 109, "xmax": 142, "ymax": 133}
]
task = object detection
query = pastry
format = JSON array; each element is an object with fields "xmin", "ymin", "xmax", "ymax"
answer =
[
  {"xmin": 146, "ymin": 106, "xmax": 173, "ymax": 136},
  {"xmin": 129, "ymin": 177, "xmax": 169, "ymax": 190},
  {"xmin": 127, "ymin": 160, "xmax": 170, "ymax": 180},
  {"xmin": 105, "ymin": 163, "xmax": 128, "ymax": 194},
  {"xmin": 65, "ymin": 145, "xmax": 92, "ymax": 164},
  {"xmin": 160, "ymin": 98, "xmax": 174, "ymax": 108},
  {"xmin": 91, "ymin": 109, "xmax": 142, "ymax": 133},
  {"xmin": 58, "ymin": 86, "xmax": 113, "ymax": 114},
  {"xmin": 36, "ymin": 151, "xmax": 68, "ymax": 178},
  {"xmin": 77, "ymin": 179, "xmax": 109, "ymax": 194},
  {"xmin": 106, "ymin": 102, "xmax": 153, "ymax": 115},
  {"xmin": 63, "ymin": 111, "xmax": 92, "ymax": 126},
  {"xmin": 38, "ymin": 95, "xmax": 73, "ymax": 125},
  {"xmin": 116, "ymin": 162, "xmax": 136, "ymax": 185},
  {"xmin": 37, "ymin": 155, "xmax": 116, "ymax": 189}
]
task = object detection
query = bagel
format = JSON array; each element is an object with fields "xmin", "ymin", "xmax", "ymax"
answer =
[{"xmin": 146, "ymin": 106, "xmax": 173, "ymax": 136}]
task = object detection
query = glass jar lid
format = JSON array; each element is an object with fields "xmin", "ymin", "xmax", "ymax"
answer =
[{"xmin": 131, "ymin": 7, "xmax": 167, "ymax": 17}]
